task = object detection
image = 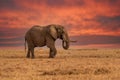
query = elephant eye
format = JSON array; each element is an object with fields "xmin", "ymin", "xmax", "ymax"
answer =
[
  {"xmin": 60, "ymin": 35, "xmax": 63, "ymax": 39},
  {"xmin": 57, "ymin": 29, "xmax": 62, "ymax": 33},
  {"xmin": 58, "ymin": 29, "xmax": 61, "ymax": 32},
  {"xmin": 62, "ymin": 31, "xmax": 64, "ymax": 34}
]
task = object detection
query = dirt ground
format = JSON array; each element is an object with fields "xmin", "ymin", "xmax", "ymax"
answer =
[{"xmin": 0, "ymin": 48, "xmax": 120, "ymax": 80}]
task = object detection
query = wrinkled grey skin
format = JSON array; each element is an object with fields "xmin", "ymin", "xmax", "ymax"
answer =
[{"xmin": 25, "ymin": 24, "xmax": 70, "ymax": 58}]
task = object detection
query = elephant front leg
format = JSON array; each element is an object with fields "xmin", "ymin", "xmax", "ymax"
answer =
[
  {"xmin": 49, "ymin": 47, "xmax": 57, "ymax": 58},
  {"xmin": 46, "ymin": 38, "xmax": 57, "ymax": 58}
]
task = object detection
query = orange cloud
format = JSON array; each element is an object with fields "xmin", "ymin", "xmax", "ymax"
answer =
[{"xmin": 0, "ymin": 0, "xmax": 120, "ymax": 47}]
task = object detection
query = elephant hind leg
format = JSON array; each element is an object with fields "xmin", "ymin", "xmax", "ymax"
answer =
[
  {"xmin": 30, "ymin": 48, "xmax": 35, "ymax": 59},
  {"xmin": 26, "ymin": 47, "xmax": 35, "ymax": 59},
  {"xmin": 26, "ymin": 48, "xmax": 30, "ymax": 58}
]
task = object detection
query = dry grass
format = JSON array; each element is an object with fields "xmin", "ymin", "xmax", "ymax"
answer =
[{"xmin": 0, "ymin": 48, "xmax": 120, "ymax": 80}]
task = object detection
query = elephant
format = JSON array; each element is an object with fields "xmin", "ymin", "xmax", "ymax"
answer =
[{"xmin": 25, "ymin": 24, "xmax": 70, "ymax": 58}]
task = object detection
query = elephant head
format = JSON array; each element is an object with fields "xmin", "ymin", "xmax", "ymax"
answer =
[{"xmin": 48, "ymin": 24, "xmax": 70, "ymax": 49}]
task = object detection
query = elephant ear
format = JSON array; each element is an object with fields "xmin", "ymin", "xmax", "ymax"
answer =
[{"xmin": 49, "ymin": 25, "xmax": 58, "ymax": 40}]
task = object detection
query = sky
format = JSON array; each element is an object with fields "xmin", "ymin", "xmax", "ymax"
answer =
[{"xmin": 0, "ymin": 0, "xmax": 120, "ymax": 48}]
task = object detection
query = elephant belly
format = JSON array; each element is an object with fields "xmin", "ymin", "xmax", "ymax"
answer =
[
  {"xmin": 33, "ymin": 38, "xmax": 46, "ymax": 47},
  {"xmin": 30, "ymin": 28, "xmax": 46, "ymax": 47},
  {"xmin": 31, "ymin": 34, "xmax": 46, "ymax": 47}
]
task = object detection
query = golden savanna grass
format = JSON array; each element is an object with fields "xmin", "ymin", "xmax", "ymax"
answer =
[{"xmin": 0, "ymin": 48, "xmax": 120, "ymax": 80}]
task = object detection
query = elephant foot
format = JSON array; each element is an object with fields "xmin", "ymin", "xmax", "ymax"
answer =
[
  {"xmin": 49, "ymin": 56, "xmax": 55, "ymax": 58},
  {"xmin": 26, "ymin": 55, "xmax": 30, "ymax": 58},
  {"xmin": 49, "ymin": 54, "xmax": 55, "ymax": 58},
  {"xmin": 49, "ymin": 51, "xmax": 56, "ymax": 58},
  {"xmin": 31, "ymin": 56, "xmax": 35, "ymax": 59}
]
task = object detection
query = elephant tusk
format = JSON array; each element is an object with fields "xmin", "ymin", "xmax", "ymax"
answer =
[{"xmin": 70, "ymin": 40, "xmax": 77, "ymax": 43}]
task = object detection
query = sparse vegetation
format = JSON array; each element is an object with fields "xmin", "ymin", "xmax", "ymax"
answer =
[{"xmin": 0, "ymin": 48, "xmax": 120, "ymax": 80}]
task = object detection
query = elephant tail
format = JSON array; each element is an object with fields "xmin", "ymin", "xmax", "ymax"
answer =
[{"xmin": 24, "ymin": 38, "xmax": 27, "ymax": 53}]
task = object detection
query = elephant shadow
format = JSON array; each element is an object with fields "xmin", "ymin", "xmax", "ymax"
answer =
[
  {"xmin": 0, "ymin": 55, "xmax": 50, "ymax": 59},
  {"xmin": 0, "ymin": 55, "xmax": 25, "ymax": 59},
  {"xmin": 37, "ymin": 55, "xmax": 50, "ymax": 59}
]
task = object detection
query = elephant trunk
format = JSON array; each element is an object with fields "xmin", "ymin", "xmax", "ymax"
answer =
[
  {"xmin": 62, "ymin": 40, "xmax": 69, "ymax": 49},
  {"xmin": 62, "ymin": 33, "xmax": 70, "ymax": 50}
]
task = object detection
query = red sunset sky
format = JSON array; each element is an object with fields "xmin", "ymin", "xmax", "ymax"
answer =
[{"xmin": 0, "ymin": 0, "xmax": 120, "ymax": 48}]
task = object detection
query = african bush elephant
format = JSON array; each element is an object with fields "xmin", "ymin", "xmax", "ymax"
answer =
[{"xmin": 25, "ymin": 24, "xmax": 70, "ymax": 58}]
